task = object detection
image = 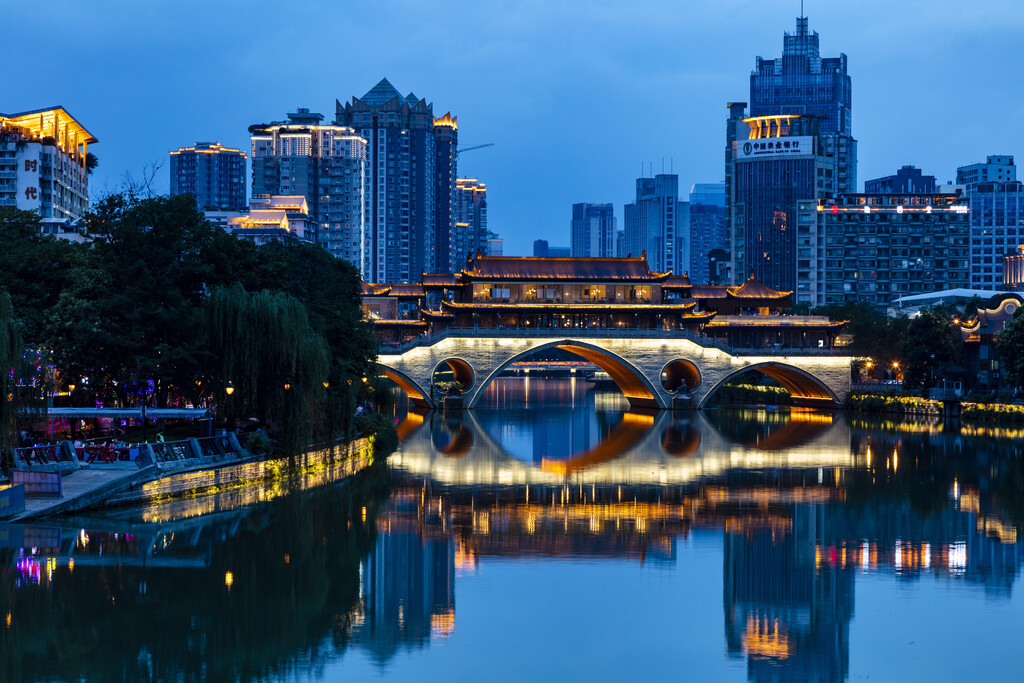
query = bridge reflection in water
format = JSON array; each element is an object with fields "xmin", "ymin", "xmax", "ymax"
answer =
[{"xmin": 367, "ymin": 404, "xmax": 1024, "ymax": 681}]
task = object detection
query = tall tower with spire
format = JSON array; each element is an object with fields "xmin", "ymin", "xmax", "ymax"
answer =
[
  {"xmin": 749, "ymin": 15, "xmax": 856, "ymax": 193},
  {"xmin": 336, "ymin": 78, "xmax": 458, "ymax": 283}
]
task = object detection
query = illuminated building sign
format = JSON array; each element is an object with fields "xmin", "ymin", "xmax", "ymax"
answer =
[{"xmin": 736, "ymin": 136, "xmax": 812, "ymax": 160}]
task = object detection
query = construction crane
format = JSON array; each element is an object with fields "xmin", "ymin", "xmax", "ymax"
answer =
[{"xmin": 456, "ymin": 143, "xmax": 495, "ymax": 154}]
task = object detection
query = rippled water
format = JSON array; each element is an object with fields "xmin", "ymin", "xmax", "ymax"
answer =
[{"xmin": 2, "ymin": 378, "xmax": 1023, "ymax": 682}]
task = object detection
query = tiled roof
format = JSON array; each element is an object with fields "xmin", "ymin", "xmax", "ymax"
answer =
[
  {"xmin": 421, "ymin": 273, "xmax": 461, "ymax": 287},
  {"xmin": 361, "ymin": 283, "xmax": 391, "ymax": 296},
  {"xmin": 462, "ymin": 256, "xmax": 671, "ymax": 282},
  {"xmin": 690, "ymin": 286, "xmax": 731, "ymax": 299},
  {"xmin": 663, "ymin": 274, "xmax": 692, "ymax": 289},
  {"xmin": 440, "ymin": 301, "xmax": 708, "ymax": 316},
  {"xmin": 704, "ymin": 318, "xmax": 845, "ymax": 328},
  {"xmin": 387, "ymin": 283, "xmax": 425, "ymax": 298},
  {"xmin": 729, "ymin": 277, "xmax": 792, "ymax": 300}
]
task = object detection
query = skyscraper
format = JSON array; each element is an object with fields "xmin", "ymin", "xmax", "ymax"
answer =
[
  {"xmin": 688, "ymin": 183, "xmax": 727, "ymax": 285},
  {"xmin": 336, "ymin": 78, "xmax": 458, "ymax": 282},
  {"xmin": 452, "ymin": 178, "xmax": 492, "ymax": 269},
  {"xmin": 864, "ymin": 165, "xmax": 936, "ymax": 194},
  {"xmin": 726, "ymin": 109, "xmax": 836, "ymax": 293},
  {"xmin": 624, "ymin": 174, "xmax": 684, "ymax": 273},
  {"xmin": 749, "ymin": 15, "xmax": 856, "ymax": 194},
  {"xmin": 249, "ymin": 108, "xmax": 367, "ymax": 272},
  {"xmin": 169, "ymin": 142, "xmax": 247, "ymax": 211},
  {"xmin": 571, "ymin": 203, "xmax": 616, "ymax": 258}
]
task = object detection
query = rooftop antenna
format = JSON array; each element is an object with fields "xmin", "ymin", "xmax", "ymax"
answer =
[{"xmin": 801, "ymin": 0, "xmax": 805, "ymax": 17}]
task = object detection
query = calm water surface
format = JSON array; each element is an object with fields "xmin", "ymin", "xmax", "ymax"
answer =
[{"xmin": 2, "ymin": 377, "xmax": 1023, "ymax": 682}]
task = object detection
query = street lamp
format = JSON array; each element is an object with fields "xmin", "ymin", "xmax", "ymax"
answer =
[{"xmin": 225, "ymin": 381, "xmax": 235, "ymax": 396}]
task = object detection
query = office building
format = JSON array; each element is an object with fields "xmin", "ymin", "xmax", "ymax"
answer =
[
  {"xmin": 169, "ymin": 142, "xmax": 246, "ymax": 211},
  {"xmin": 957, "ymin": 156, "xmax": 1024, "ymax": 289},
  {"xmin": 336, "ymin": 78, "xmax": 458, "ymax": 282},
  {"xmin": 533, "ymin": 239, "xmax": 571, "ymax": 258},
  {"xmin": 0, "ymin": 106, "xmax": 96, "ymax": 223},
  {"xmin": 726, "ymin": 108, "xmax": 836, "ymax": 293},
  {"xmin": 623, "ymin": 174, "xmax": 685, "ymax": 273},
  {"xmin": 864, "ymin": 165, "xmax": 936, "ymax": 195},
  {"xmin": 750, "ymin": 15, "xmax": 857, "ymax": 194},
  {"xmin": 957, "ymin": 155, "xmax": 1016, "ymax": 190},
  {"xmin": 801, "ymin": 193, "xmax": 970, "ymax": 307},
  {"xmin": 571, "ymin": 203, "xmax": 616, "ymax": 258},
  {"xmin": 688, "ymin": 183, "xmax": 727, "ymax": 285},
  {"xmin": 249, "ymin": 108, "xmax": 367, "ymax": 271}
]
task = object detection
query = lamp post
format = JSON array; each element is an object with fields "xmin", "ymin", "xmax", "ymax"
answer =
[{"xmin": 225, "ymin": 381, "xmax": 235, "ymax": 432}]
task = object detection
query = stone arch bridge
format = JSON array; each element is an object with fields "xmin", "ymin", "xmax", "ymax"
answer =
[{"xmin": 376, "ymin": 330, "xmax": 851, "ymax": 410}]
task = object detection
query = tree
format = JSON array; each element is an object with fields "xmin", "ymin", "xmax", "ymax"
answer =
[
  {"xmin": 901, "ymin": 308, "xmax": 961, "ymax": 390},
  {"xmin": 812, "ymin": 301, "xmax": 908, "ymax": 371},
  {"xmin": 995, "ymin": 309, "xmax": 1024, "ymax": 390},
  {"xmin": 0, "ymin": 291, "xmax": 22, "ymax": 460},
  {"xmin": 49, "ymin": 193, "xmax": 255, "ymax": 407},
  {"xmin": 206, "ymin": 284, "xmax": 330, "ymax": 455}
]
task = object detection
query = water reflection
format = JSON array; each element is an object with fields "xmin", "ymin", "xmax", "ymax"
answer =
[{"xmin": 3, "ymin": 379, "xmax": 1024, "ymax": 682}]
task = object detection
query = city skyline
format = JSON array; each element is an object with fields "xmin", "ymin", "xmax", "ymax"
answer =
[{"xmin": 6, "ymin": 1, "xmax": 1024, "ymax": 258}]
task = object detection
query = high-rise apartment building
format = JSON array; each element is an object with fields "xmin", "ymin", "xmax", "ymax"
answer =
[
  {"xmin": 957, "ymin": 155, "xmax": 1016, "ymax": 190},
  {"xmin": 864, "ymin": 166, "xmax": 936, "ymax": 194},
  {"xmin": 0, "ymin": 107, "xmax": 96, "ymax": 223},
  {"xmin": 571, "ymin": 203, "xmax": 616, "ymax": 258},
  {"xmin": 799, "ymin": 193, "xmax": 970, "ymax": 307},
  {"xmin": 956, "ymin": 156, "xmax": 1023, "ymax": 288},
  {"xmin": 688, "ymin": 183, "xmax": 727, "ymax": 285},
  {"xmin": 169, "ymin": 142, "xmax": 246, "ymax": 211},
  {"xmin": 451, "ymin": 178, "xmax": 494, "ymax": 268},
  {"xmin": 249, "ymin": 108, "xmax": 367, "ymax": 272},
  {"xmin": 624, "ymin": 174, "xmax": 684, "ymax": 273},
  {"xmin": 750, "ymin": 15, "xmax": 856, "ymax": 194},
  {"xmin": 434, "ymin": 114, "xmax": 458, "ymax": 273},
  {"xmin": 726, "ymin": 109, "xmax": 836, "ymax": 294},
  {"xmin": 336, "ymin": 78, "xmax": 458, "ymax": 282}
]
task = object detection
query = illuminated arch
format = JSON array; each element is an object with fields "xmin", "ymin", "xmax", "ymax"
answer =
[
  {"xmin": 698, "ymin": 362, "xmax": 841, "ymax": 409},
  {"xmin": 375, "ymin": 363, "xmax": 433, "ymax": 408},
  {"xmin": 466, "ymin": 339, "xmax": 665, "ymax": 409},
  {"xmin": 431, "ymin": 357, "xmax": 475, "ymax": 392},
  {"xmin": 661, "ymin": 359, "xmax": 702, "ymax": 393}
]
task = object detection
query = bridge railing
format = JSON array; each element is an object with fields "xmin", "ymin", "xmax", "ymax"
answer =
[{"xmin": 379, "ymin": 326, "xmax": 850, "ymax": 357}]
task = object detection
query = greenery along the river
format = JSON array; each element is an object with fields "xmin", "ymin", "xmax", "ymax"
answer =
[{"xmin": 0, "ymin": 195, "xmax": 378, "ymax": 452}]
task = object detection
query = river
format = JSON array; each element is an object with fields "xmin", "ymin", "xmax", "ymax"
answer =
[{"xmin": 1, "ymin": 377, "xmax": 1022, "ymax": 681}]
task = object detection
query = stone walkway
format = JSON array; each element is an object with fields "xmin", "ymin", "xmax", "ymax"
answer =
[{"xmin": 12, "ymin": 463, "xmax": 144, "ymax": 521}]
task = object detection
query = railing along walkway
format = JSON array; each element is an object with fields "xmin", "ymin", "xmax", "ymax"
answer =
[{"xmin": 380, "ymin": 326, "xmax": 850, "ymax": 357}]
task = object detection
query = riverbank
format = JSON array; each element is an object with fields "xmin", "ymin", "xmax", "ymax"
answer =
[{"xmin": 844, "ymin": 390, "xmax": 1024, "ymax": 424}]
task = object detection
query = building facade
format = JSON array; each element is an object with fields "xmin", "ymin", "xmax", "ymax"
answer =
[
  {"xmin": 957, "ymin": 155, "xmax": 1016, "ymax": 189},
  {"xmin": 727, "ymin": 111, "xmax": 836, "ymax": 294},
  {"xmin": 533, "ymin": 240, "xmax": 571, "ymax": 257},
  {"xmin": 169, "ymin": 142, "xmax": 246, "ymax": 211},
  {"xmin": 249, "ymin": 108, "xmax": 367, "ymax": 272},
  {"xmin": 571, "ymin": 203, "xmax": 616, "ymax": 258},
  {"xmin": 451, "ymin": 178, "xmax": 491, "ymax": 268},
  {"xmin": 801, "ymin": 193, "xmax": 970, "ymax": 308},
  {"xmin": 336, "ymin": 78, "xmax": 457, "ymax": 282},
  {"xmin": 864, "ymin": 165, "xmax": 936, "ymax": 195},
  {"xmin": 0, "ymin": 107, "xmax": 96, "ymax": 223},
  {"xmin": 688, "ymin": 182, "xmax": 727, "ymax": 285},
  {"xmin": 749, "ymin": 15, "xmax": 856, "ymax": 194},
  {"xmin": 623, "ymin": 174, "xmax": 685, "ymax": 274},
  {"xmin": 221, "ymin": 195, "xmax": 315, "ymax": 246}
]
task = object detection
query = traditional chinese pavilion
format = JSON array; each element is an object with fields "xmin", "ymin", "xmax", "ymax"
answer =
[{"xmin": 363, "ymin": 255, "xmax": 845, "ymax": 349}]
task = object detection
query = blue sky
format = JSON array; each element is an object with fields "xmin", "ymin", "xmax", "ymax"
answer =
[{"xmin": 6, "ymin": 0, "xmax": 1023, "ymax": 256}]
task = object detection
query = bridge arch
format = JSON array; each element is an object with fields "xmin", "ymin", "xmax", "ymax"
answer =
[
  {"xmin": 432, "ymin": 357, "xmax": 475, "ymax": 392},
  {"xmin": 375, "ymin": 363, "xmax": 433, "ymax": 408},
  {"xmin": 698, "ymin": 361, "xmax": 841, "ymax": 409},
  {"xmin": 467, "ymin": 339, "xmax": 665, "ymax": 410},
  {"xmin": 661, "ymin": 359, "xmax": 702, "ymax": 394}
]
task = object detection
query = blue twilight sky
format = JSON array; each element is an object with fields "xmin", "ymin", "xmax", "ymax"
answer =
[{"xmin": 5, "ymin": 0, "xmax": 1023, "ymax": 257}]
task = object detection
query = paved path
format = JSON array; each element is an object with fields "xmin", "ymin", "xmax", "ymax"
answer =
[{"xmin": 12, "ymin": 463, "xmax": 144, "ymax": 521}]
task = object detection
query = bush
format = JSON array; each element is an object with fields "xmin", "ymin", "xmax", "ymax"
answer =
[{"xmin": 844, "ymin": 391, "xmax": 941, "ymax": 416}]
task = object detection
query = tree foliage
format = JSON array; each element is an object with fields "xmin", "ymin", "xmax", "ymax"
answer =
[
  {"xmin": 901, "ymin": 308, "xmax": 961, "ymax": 390},
  {"xmin": 812, "ymin": 301, "xmax": 909, "ymax": 368},
  {"xmin": 995, "ymin": 309, "xmax": 1024, "ymax": 390},
  {"xmin": 0, "ymin": 291, "xmax": 22, "ymax": 455}
]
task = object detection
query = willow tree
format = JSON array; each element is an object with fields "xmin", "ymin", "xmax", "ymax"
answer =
[
  {"xmin": 207, "ymin": 284, "xmax": 329, "ymax": 456},
  {"xmin": 1, "ymin": 291, "xmax": 23, "ymax": 468}
]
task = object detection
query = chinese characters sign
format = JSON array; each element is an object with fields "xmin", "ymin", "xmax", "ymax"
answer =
[{"xmin": 736, "ymin": 136, "xmax": 813, "ymax": 160}]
